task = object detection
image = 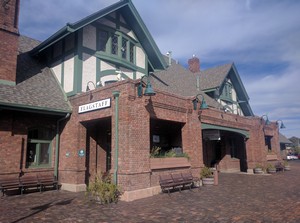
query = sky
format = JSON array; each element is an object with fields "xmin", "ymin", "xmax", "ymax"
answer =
[{"xmin": 19, "ymin": 0, "xmax": 300, "ymax": 138}]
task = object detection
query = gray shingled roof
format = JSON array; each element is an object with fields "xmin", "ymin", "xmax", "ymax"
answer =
[
  {"xmin": 0, "ymin": 36, "xmax": 72, "ymax": 115},
  {"xmin": 151, "ymin": 61, "xmax": 222, "ymax": 109},
  {"xmin": 197, "ymin": 63, "xmax": 233, "ymax": 91},
  {"xmin": 279, "ymin": 133, "xmax": 293, "ymax": 144}
]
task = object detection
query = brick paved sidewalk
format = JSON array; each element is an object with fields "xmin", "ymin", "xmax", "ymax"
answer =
[{"xmin": 1, "ymin": 161, "xmax": 300, "ymax": 223}]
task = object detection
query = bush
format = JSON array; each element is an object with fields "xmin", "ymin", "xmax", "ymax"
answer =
[
  {"xmin": 86, "ymin": 174, "xmax": 122, "ymax": 204},
  {"xmin": 200, "ymin": 166, "xmax": 213, "ymax": 179},
  {"xmin": 266, "ymin": 163, "xmax": 275, "ymax": 170}
]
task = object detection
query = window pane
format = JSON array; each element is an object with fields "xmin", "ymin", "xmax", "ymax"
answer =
[
  {"xmin": 26, "ymin": 143, "xmax": 37, "ymax": 166},
  {"xmin": 99, "ymin": 30, "xmax": 108, "ymax": 51},
  {"xmin": 121, "ymin": 38, "xmax": 127, "ymax": 59},
  {"xmin": 111, "ymin": 34, "xmax": 118, "ymax": 55},
  {"xmin": 130, "ymin": 43, "xmax": 134, "ymax": 63},
  {"xmin": 39, "ymin": 143, "xmax": 50, "ymax": 165}
]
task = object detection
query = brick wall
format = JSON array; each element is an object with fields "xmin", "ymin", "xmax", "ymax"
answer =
[
  {"xmin": 0, "ymin": 0, "xmax": 19, "ymax": 83},
  {"xmin": 0, "ymin": 111, "xmax": 57, "ymax": 177}
]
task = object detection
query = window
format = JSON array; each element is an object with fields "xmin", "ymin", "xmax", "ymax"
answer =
[
  {"xmin": 99, "ymin": 30, "xmax": 108, "ymax": 51},
  {"xmin": 265, "ymin": 136, "xmax": 272, "ymax": 151},
  {"xmin": 129, "ymin": 42, "xmax": 134, "ymax": 63},
  {"xmin": 26, "ymin": 128, "xmax": 53, "ymax": 168},
  {"xmin": 111, "ymin": 34, "xmax": 118, "ymax": 55},
  {"xmin": 121, "ymin": 38, "xmax": 127, "ymax": 59},
  {"xmin": 98, "ymin": 29, "xmax": 135, "ymax": 64}
]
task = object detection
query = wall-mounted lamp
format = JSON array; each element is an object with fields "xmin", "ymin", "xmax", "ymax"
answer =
[
  {"xmin": 276, "ymin": 120, "xmax": 286, "ymax": 129},
  {"xmin": 193, "ymin": 93, "xmax": 208, "ymax": 110},
  {"xmin": 86, "ymin": 81, "xmax": 102, "ymax": 92},
  {"xmin": 137, "ymin": 74, "xmax": 156, "ymax": 97},
  {"xmin": 261, "ymin": 114, "xmax": 271, "ymax": 125}
]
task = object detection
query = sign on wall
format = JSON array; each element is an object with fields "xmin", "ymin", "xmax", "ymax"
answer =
[
  {"xmin": 78, "ymin": 98, "xmax": 111, "ymax": 114},
  {"xmin": 203, "ymin": 130, "xmax": 221, "ymax": 141}
]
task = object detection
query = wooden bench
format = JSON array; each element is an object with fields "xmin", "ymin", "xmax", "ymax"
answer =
[
  {"xmin": 159, "ymin": 172, "xmax": 200, "ymax": 194},
  {"xmin": 38, "ymin": 175, "xmax": 59, "ymax": 191},
  {"xmin": 20, "ymin": 175, "xmax": 40, "ymax": 194},
  {"xmin": 0, "ymin": 177, "xmax": 21, "ymax": 196}
]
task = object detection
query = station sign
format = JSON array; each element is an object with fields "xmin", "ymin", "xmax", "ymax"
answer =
[{"xmin": 78, "ymin": 98, "xmax": 111, "ymax": 114}]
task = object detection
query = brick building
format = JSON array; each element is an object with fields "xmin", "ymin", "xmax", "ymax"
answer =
[{"xmin": 0, "ymin": 0, "xmax": 282, "ymax": 201}]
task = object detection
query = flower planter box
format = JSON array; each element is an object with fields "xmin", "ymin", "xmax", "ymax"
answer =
[
  {"xmin": 150, "ymin": 157, "xmax": 191, "ymax": 170},
  {"xmin": 202, "ymin": 177, "xmax": 214, "ymax": 186},
  {"xmin": 254, "ymin": 167, "xmax": 263, "ymax": 174},
  {"xmin": 267, "ymin": 169, "xmax": 276, "ymax": 174}
]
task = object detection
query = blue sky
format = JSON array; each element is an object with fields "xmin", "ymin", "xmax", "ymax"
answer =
[{"xmin": 19, "ymin": 0, "xmax": 300, "ymax": 138}]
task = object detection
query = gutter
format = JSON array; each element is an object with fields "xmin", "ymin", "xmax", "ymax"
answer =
[
  {"xmin": 112, "ymin": 91, "xmax": 120, "ymax": 184},
  {"xmin": 54, "ymin": 113, "xmax": 70, "ymax": 179}
]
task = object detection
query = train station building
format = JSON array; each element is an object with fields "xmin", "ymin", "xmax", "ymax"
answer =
[{"xmin": 0, "ymin": 0, "xmax": 282, "ymax": 201}]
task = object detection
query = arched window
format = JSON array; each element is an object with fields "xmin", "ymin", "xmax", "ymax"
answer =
[{"xmin": 26, "ymin": 127, "xmax": 53, "ymax": 168}]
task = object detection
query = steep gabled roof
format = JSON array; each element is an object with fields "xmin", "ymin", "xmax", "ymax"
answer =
[
  {"xmin": 279, "ymin": 133, "xmax": 293, "ymax": 144},
  {"xmin": 0, "ymin": 35, "xmax": 72, "ymax": 115},
  {"xmin": 197, "ymin": 63, "xmax": 254, "ymax": 116},
  {"xmin": 151, "ymin": 60, "xmax": 222, "ymax": 109},
  {"xmin": 31, "ymin": 0, "xmax": 167, "ymax": 70},
  {"xmin": 198, "ymin": 63, "xmax": 233, "ymax": 91}
]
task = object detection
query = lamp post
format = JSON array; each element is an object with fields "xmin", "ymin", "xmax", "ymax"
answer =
[
  {"xmin": 193, "ymin": 93, "xmax": 208, "ymax": 110},
  {"xmin": 261, "ymin": 114, "xmax": 271, "ymax": 125},
  {"xmin": 276, "ymin": 120, "xmax": 286, "ymax": 129},
  {"xmin": 137, "ymin": 73, "xmax": 156, "ymax": 97}
]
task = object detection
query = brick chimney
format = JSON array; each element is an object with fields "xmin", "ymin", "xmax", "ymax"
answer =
[
  {"xmin": 0, "ymin": 0, "xmax": 20, "ymax": 84},
  {"xmin": 188, "ymin": 55, "xmax": 200, "ymax": 73}
]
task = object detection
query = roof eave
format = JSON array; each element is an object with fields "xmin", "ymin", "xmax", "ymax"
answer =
[{"xmin": 0, "ymin": 103, "xmax": 72, "ymax": 116}]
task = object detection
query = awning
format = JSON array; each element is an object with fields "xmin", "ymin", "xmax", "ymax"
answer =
[{"xmin": 201, "ymin": 123, "xmax": 249, "ymax": 138}]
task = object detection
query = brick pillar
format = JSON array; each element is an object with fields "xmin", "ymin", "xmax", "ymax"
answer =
[{"xmin": 0, "ymin": 0, "xmax": 20, "ymax": 83}]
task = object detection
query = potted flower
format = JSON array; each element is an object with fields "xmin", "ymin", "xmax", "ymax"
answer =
[
  {"xmin": 283, "ymin": 160, "xmax": 291, "ymax": 171},
  {"xmin": 254, "ymin": 164, "xmax": 264, "ymax": 174},
  {"xmin": 266, "ymin": 163, "xmax": 276, "ymax": 174},
  {"xmin": 200, "ymin": 166, "xmax": 214, "ymax": 186}
]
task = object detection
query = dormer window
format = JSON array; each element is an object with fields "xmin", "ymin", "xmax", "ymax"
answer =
[{"xmin": 98, "ymin": 29, "xmax": 136, "ymax": 64}]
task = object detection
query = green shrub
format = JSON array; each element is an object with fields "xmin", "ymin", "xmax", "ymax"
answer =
[
  {"xmin": 86, "ymin": 174, "xmax": 122, "ymax": 204},
  {"xmin": 200, "ymin": 166, "xmax": 213, "ymax": 179},
  {"xmin": 266, "ymin": 163, "xmax": 275, "ymax": 170}
]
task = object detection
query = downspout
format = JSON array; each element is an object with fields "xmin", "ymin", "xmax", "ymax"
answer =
[
  {"xmin": 55, "ymin": 113, "xmax": 70, "ymax": 179},
  {"xmin": 112, "ymin": 91, "xmax": 120, "ymax": 185}
]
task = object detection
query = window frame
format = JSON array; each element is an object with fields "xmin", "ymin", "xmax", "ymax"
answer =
[
  {"xmin": 97, "ymin": 28, "xmax": 136, "ymax": 65},
  {"xmin": 26, "ymin": 128, "xmax": 53, "ymax": 168}
]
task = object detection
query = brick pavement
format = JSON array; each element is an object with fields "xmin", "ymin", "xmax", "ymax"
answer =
[{"xmin": 1, "ymin": 161, "xmax": 300, "ymax": 223}]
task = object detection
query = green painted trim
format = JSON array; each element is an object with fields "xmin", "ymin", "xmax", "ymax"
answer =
[
  {"xmin": 61, "ymin": 59, "xmax": 65, "ymax": 87},
  {"xmin": 94, "ymin": 51, "xmax": 138, "ymax": 71},
  {"xmin": 0, "ymin": 79, "xmax": 16, "ymax": 86},
  {"xmin": 0, "ymin": 103, "xmax": 71, "ymax": 115},
  {"xmin": 75, "ymin": 30, "xmax": 83, "ymax": 93},
  {"xmin": 96, "ymin": 57, "xmax": 101, "ymax": 83},
  {"xmin": 116, "ymin": 12, "xmax": 120, "ymax": 30},
  {"xmin": 112, "ymin": 91, "xmax": 120, "ymax": 185},
  {"xmin": 201, "ymin": 123, "xmax": 249, "ymax": 138}
]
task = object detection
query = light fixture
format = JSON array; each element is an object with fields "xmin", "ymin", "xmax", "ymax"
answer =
[
  {"xmin": 137, "ymin": 74, "xmax": 156, "ymax": 97},
  {"xmin": 193, "ymin": 93, "xmax": 208, "ymax": 110},
  {"xmin": 276, "ymin": 120, "xmax": 286, "ymax": 129},
  {"xmin": 261, "ymin": 114, "xmax": 271, "ymax": 125},
  {"xmin": 86, "ymin": 81, "xmax": 102, "ymax": 91}
]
